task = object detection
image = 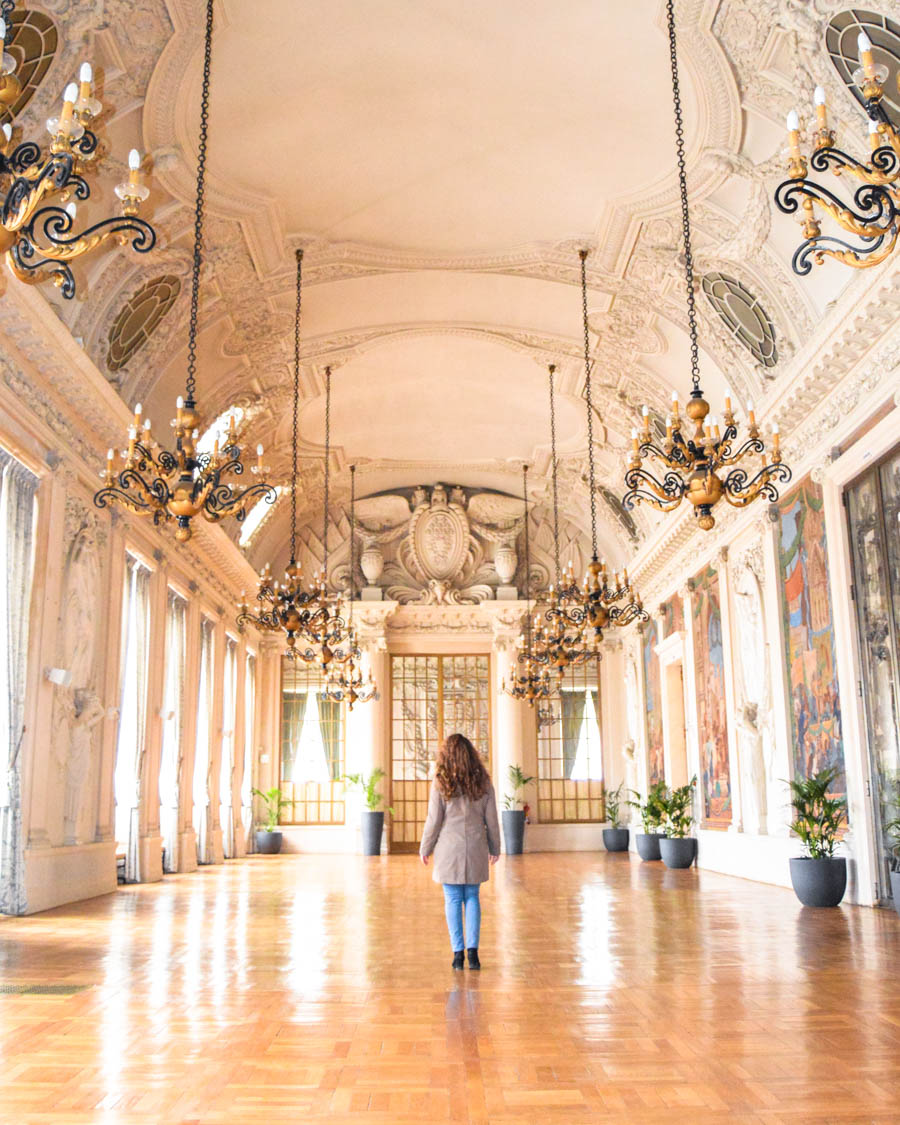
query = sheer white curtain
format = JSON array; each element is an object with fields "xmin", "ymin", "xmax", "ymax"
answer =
[
  {"xmin": 192, "ymin": 618, "xmax": 213, "ymax": 864},
  {"xmin": 0, "ymin": 450, "xmax": 38, "ymax": 916},
  {"xmin": 219, "ymin": 637, "xmax": 237, "ymax": 858},
  {"xmin": 241, "ymin": 654, "xmax": 256, "ymax": 849},
  {"xmin": 114, "ymin": 555, "xmax": 151, "ymax": 883},
  {"xmin": 158, "ymin": 590, "xmax": 186, "ymax": 873}
]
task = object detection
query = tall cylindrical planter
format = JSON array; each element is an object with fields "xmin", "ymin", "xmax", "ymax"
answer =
[
  {"xmin": 890, "ymin": 870, "xmax": 900, "ymax": 917},
  {"xmin": 660, "ymin": 836, "xmax": 696, "ymax": 869},
  {"xmin": 255, "ymin": 830, "xmax": 283, "ymax": 855},
  {"xmin": 635, "ymin": 832, "xmax": 665, "ymax": 861},
  {"xmin": 360, "ymin": 811, "xmax": 384, "ymax": 856},
  {"xmin": 602, "ymin": 827, "xmax": 630, "ymax": 852},
  {"xmin": 789, "ymin": 856, "xmax": 847, "ymax": 907},
  {"xmin": 502, "ymin": 809, "xmax": 526, "ymax": 855}
]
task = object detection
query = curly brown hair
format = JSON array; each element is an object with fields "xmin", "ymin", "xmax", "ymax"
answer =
[{"xmin": 434, "ymin": 732, "xmax": 490, "ymax": 800}]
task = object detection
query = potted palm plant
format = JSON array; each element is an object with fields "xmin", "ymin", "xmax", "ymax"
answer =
[
  {"xmin": 628, "ymin": 780, "xmax": 668, "ymax": 860},
  {"xmin": 251, "ymin": 786, "xmax": 289, "ymax": 854},
  {"xmin": 344, "ymin": 768, "xmax": 392, "ymax": 855},
  {"xmin": 659, "ymin": 777, "xmax": 697, "ymax": 868},
  {"xmin": 602, "ymin": 782, "xmax": 629, "ymax": 852},
  {"xmin": 502, "ymin": 764, "xmax": 535, "ymax": 855},
  {"xmin": 788, "ymin": 767, "xmax": 847, "ymax": 907}
]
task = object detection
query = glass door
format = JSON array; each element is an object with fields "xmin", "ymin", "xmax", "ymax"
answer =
[
  {"xmin": 389, "ymin": 655, "xmax": 491, "ymax": 851},
  {"xmin": 846, "ymin": 446, "xmax": 900, "ymax": 903}
]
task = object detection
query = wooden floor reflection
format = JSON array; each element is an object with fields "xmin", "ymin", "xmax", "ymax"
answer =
[{"xmin": 1, "ymin": 853, "xmax": 898, "ymax": 1123}]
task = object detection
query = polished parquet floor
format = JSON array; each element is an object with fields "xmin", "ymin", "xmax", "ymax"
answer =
[{"xmin": 1, "ymin": 853, "xmax": 899, "ymax": 1125}]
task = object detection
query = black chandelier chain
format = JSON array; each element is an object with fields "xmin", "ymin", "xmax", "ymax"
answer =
[
  {"xmin": 185, "ymin": 0, "xmax": 214, "ymax": 404},
  {"xmin": 548, "ymin": 363, "xmax": 561, "ymax": 590},
  {"xmin": 290, "ymin": 248, "xmax": 303, "ymax": 564},
  {"xmin": 579, "ymin": 250, "xmax": 598, "ymax": 560},
  {"xmin": 666, "ymin": 0, "xmax": 701, "ymax": 394},
  {"xmin": 323, "ymin": 366, "xmax": 332, "ymax": 576}
]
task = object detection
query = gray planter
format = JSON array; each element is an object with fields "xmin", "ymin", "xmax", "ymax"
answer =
[
  {"xmin": 635, "ymin": 832, "xmax": 665, "ymax": 861},
  {"xmin": 660, "ymin": 836, "xmax": 696, "ymax": 868},
  {"xmin": 890, "ymin": 869, "xmax": 900, "ymax": 917},
  {"xmin": 255, "ymin": 830, "xmax": 283, "ymax": 855},
  {"xmin": 360, "ymin": 810, "xmax": 384, "ymax": 855},
  {"xmin": 502, "ymin": 809, "xmax": 526, "ymax": 855},
  {"xmin": 603, "ymin": 827, "xmax": 630, "ymax": 852},
  {"xmin": 789, "ymin": 856, "xmax": 847, "ymax": 907}
]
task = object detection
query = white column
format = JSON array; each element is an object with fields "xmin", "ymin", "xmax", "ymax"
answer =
[
  {"xmin": 716, "ymin": 547, "xmax": 743, "ymax": 834},
  {"xmin": 177, "ymin": 594, "xmax": 201, "ymax": 872},
  {"xmin": 138, "ymin": 556, "xmax": 167, "ymax": 881},
  {"xmin": 486, "ymin": 606, "xmax": 530, "ymax": 815}
]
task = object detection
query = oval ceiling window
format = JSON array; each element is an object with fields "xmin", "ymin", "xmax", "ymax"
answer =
[
  {"xmin": 700, "ymin": 273, "xmax": 778, "ymax": 369},
  {"xmin": 826, "ymin": 9, "xmax": 900, "ymax": 116},
  {"xmin": 1, "ymin": 9, "xmax": 58, "ymax": 123},
  {"xmin": 106, "ymin": 275, "xmax": 181, "ymax": 372}
]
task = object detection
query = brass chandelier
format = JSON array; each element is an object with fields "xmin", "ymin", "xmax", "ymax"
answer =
[
  {"xmin": 775, "ymin": 30, "xmax": 900, "ymax": 273},
  {"xmin": 622, "ymin": 0, "xmax": 791, "ymax": 532},
  {"xmin": 94, "ymin": 0, "xmax": 273, "ymax": 542},
  {"xmin": 237, "ymin": 254, "xmax": 352, "ymax": 668},
  {"xmin": 502, "ymin": 464, "xmax": 554, "ymax": 704},
  {"xmin": 0, "ymin": 7, "xmax": 155, "ymax": 297},
  {"xmin": 321, "ymin": 464, "xmax": 377, "ymax": 710}
]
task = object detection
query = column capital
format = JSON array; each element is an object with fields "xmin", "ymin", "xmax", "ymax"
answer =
[
  {"xmin": 480, "ymin": 601, "xmax": 527, "ymax": 651},
  {"xmin": 353, "ymin": 601, "xmax": 399, "ymax": 652}
]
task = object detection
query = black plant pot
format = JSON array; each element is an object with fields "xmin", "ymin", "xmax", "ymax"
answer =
[
  {"xmin": 360, "ymin": 810, "xmax": 384, "ymax": 856},
  {"xmin": 660, "ymin": 836, "xmax": 696, "ymax": 869},
  {"xmin": 635, "ymin": 832, "xmax": 665, "ymax": 861},
  {"xmin": 603, "ymin": 827, "xmax": 630, "ymax": 852},
  {"xmin": 502, "ymin": 809, "xmax": 526, "ymax": 855},
  {"xmin": 255, "ymin": 830, "xmax": 283, "ymax": 855},
  {"xmin": 889, "ymin": 870, "xmax": 900, "ymax": 917},
  {"xmin": 789, "ymin": 856, "xmax": 847, "ymax": 907}
]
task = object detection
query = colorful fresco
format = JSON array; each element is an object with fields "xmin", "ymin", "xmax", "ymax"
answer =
[
  {"xmin": 691, "ymin": 565, "xmax": 731, "ymax": 824},
  {"xmin": 778, "ymin": 478, "xmax": 845, "ymax": 788},
  {"xmin": 642, "ymin": 620, "xmax": 665, "ymax": 785},
  {"xmin": 661, "ymin": 593, "xmax": 685, "ymax": 637}
]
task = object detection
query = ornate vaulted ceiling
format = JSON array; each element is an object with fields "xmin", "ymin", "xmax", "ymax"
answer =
[{"xmin": 20, "ymin": 0, "xmax": 893, "ymax": 571}]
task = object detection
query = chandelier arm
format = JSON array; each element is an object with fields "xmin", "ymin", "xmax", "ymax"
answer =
[
  {"xmin": 291, "ymin": 248, "xmax": 302, "ymax": 564},
  {"xmin": 722, "ymin": 462, "xmax": 793, "ymax": 507},
  {"xmin": 579, "ymin": 250, "xmax": 598, "ymax": 559},
  {"xmin": 636, "ymin": 439, "xmax": 695, "ymax": 469},
  {"xmin": 4, "ymin": 141, "xmax": 42, "ymax": 178},
  {"xmin": 665, "ymin": 0, "xmax": 701, "ymax": 395},
  {"xmin": 790, "ymin": 226, "xmax": 897, "ymax": 275},
  {"xmin": 2, "ymin": 154, "xmax": 74, "ymax": 229},
  {"xmin": 548, "ymin": 363, "xmax": 562, "ymax": 589},
  {"xmin": 774, "ymin": 176, "xmax": 898, "ymax": 238},
  {"xmin": 184, "ymin": 0, "xmax": 214, "ymax": 405},
  {"xmin": 715, "ymin": 435, "xmax": 766, "ymax": 466},
  {"xmin": 809, "ymin": 141, "xmax": 900, "ymax": 186},
  {"xmin": 203, "ymin": 478, "xmax": 275, "ymax": 522}
]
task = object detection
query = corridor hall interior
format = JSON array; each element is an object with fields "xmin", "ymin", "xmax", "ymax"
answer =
[{"xmin": 1, "ymin": 1, "xmax": 900, "ymax": 1122}]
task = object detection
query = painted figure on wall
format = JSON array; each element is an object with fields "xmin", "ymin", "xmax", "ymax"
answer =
[
  {"xmin": 661, "ymin": 593, "xmax": 684, "ymax": 638},
  {"xmin": 642, "ymin": 620, "xmax": 664, "ymax": 785},
  {"xmin": 692, "ymin": 565, "xmax": 732, "ymax": 824},
  {"xmin": 778, "ymin": 478, "xmax": 845, "ymax": 789}
]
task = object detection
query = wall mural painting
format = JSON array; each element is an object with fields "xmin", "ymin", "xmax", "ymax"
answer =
[
  {"xmin": 642, "ymin": 620, "xmax": 664, "ymax": 785},
  {"xmin": 692, "ymin": 565, "xmax": 732, "ymax": 825},
  {"xmin": 661, "ymin": 593, "xmax": 684, "ymax": 637},
  {"xmin": 778, "ymin": 478, "xmax": 845, "ymax": 790}
]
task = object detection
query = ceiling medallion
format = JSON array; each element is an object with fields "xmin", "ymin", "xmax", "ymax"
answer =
[
  {"xmin": 775, "ymin": 23, "xmax": 900, "ymax": 272},
  {"xmin": 94, "ymin": 0, "xmax": 272, "ymax": 541},
  {"xmin": 623, "ymin": 0, "xmax": 791, "ymax": 531},
  {"xmin": 0, "ymin": 7, "xmax": 154, "ymax": 297}
]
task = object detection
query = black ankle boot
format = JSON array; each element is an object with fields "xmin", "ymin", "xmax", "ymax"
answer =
[
  {"xmin": 466, "ymin": 948, "xmax": 480, "ymax": 970},
  {"xmin": 452, "ymin": 951, "xmax": 465, "ymax": 970}
]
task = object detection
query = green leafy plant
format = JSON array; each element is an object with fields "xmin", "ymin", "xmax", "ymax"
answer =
[
  {"xmin": 882, "ymin": 776, "xmax": 900, "ymax": 873},
  {"xmin": 343, "ymin": 768, "xmax": 393, "ymax": 813},
  {"xmin": 787, "ymin": 767, "xmax": 847, "ymax": 859},
  {"xmin": 503, "ymin": 764, "xmax": 535, "ymax": 810},
  {"xmin": 627, "ymin": 780, "xmax": 669, "ymax": 833},
  {"xmin": 662, "ymin": 777, "xmax": 697, "ymax": 838},
  {"xmin": 251, "ymin": 786, "xmax": 290, "ymax": 832},
  {"xmin": 604, "ymin": 781, "xmax": 626, "ymax": 828}
]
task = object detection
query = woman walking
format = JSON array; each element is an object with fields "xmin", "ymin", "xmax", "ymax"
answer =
[{"xmin": 420, "ymin": 732, "xmax": 501, "ymax": 970}]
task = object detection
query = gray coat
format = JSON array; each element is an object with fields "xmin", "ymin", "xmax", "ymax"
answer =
[{"xmin": 419, "ymin": 780, "xmax": 501, "ymax": 885}]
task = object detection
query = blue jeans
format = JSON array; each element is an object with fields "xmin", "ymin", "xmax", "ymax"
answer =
[{"xmin": 442, "ymin": 883, "xmax": 481, "ymax": 951}]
